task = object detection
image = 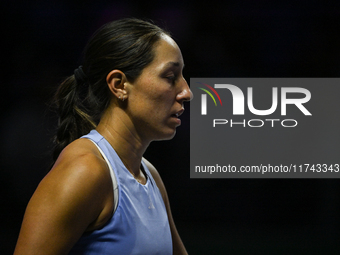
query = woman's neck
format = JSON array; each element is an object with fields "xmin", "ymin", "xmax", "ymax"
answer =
[{"xmin": 96, "ymin": 105, "xmax": 150, "ymax": 176}]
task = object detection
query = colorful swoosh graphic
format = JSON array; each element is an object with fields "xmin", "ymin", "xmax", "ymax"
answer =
[{"xmin": 197, "ymin": 82, "xmax": 223, "ymax": 106}]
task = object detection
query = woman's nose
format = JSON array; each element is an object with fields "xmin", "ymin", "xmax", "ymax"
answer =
[{"xmin": 177, "ymin": 78, "xmax": 193, "ymax": 102}]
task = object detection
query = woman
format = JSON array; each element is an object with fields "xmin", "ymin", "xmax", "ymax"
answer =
[{"xmin": 14, "ymin": 18, "xmax": 192, "ymax": 254}]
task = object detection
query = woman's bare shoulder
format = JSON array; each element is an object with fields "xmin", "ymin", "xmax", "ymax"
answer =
[
  {"xmin": 44, "ymin": 139, "xmax": 111, "ymax": 193},
  {"xmin": 39, "ymin": 137, "xmax": 113, "ymax": 215},
  {"xmin": 14, "ymin": 138, "xmax": 113, "ymax": 254},
  {"xmin": 54, "ymin": 138, "xmax": 105, "ymax": 170}
]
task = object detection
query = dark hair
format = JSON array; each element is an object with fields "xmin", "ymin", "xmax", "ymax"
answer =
[{"xmin": 53, "ymin": 18, "xmax": 168, "ymax": 161}]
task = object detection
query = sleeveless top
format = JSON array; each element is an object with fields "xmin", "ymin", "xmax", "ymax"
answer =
[{"xmin": 68, "ymin": 130, "xmax": 172, "ymax": 255}]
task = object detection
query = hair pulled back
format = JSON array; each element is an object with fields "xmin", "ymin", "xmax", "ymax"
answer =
[{"xmin": 53, "ymin": 18, "xmax": 168, "ymax": 161}]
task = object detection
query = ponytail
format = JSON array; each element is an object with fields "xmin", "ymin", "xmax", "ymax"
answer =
[{"xmin": 52, "ymin": 70, "xmax": 97, "ymax": 162}]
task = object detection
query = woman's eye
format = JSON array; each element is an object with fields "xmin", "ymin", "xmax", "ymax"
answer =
[{"xmin": 166, "ymin": 76, "xmax": 176, "ymax": 82}]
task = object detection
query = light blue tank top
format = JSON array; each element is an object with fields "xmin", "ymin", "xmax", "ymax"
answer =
[{"xmin": 69, "ymin": 130, "xmax": 172, "ymax": 254}]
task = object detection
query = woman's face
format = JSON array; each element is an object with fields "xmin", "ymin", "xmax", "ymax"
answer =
[{"xmin": 126, "ymin": 34, "xmax": 192, "ymax": 141}]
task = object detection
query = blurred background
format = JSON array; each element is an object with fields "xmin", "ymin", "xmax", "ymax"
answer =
[{"xmin": 2, "ymin": 0, "xmax": 340, "ymax": 254}]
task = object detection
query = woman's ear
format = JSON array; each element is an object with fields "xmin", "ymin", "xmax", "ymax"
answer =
[{"xmin": 106, "ymin": 70, "xmax": 128, "ymax": 99}]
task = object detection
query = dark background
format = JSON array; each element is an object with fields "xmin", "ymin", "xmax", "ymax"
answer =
[{"xmin": 2, "ymin": 0, "xmax": 340, "ymax": 254}]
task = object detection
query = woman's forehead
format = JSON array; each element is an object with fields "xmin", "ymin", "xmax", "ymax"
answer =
[{"xmin": 151, "ymin": 36, "xmax": 184, "ymax": 68}]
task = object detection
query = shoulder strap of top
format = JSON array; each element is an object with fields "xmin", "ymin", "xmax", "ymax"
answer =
[{"xmin": 87, "ymin": 139, "xmax": 119, "ymax": 213}]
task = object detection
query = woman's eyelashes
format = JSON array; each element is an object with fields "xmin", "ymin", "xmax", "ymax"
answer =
[
  {"xmin": 166, "ymin": 75, "xmax": 176, "ymax": 83},
  {"xmin": 163, "ymin": 67, "xmax": 183, "ymax": 84},
  {"xmin": 164, "ymin": 72, "xmax": 181, "ymax": 84}
]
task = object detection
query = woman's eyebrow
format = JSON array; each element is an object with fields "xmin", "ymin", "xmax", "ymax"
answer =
[{"xmin": 163, "ymin": 61, "xmax": 184, "ymax": 69}]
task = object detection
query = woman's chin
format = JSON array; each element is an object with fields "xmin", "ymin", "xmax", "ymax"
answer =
[{"xmin": 154, "ymin": 129, "xmax": 177, "ymax": 141}]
